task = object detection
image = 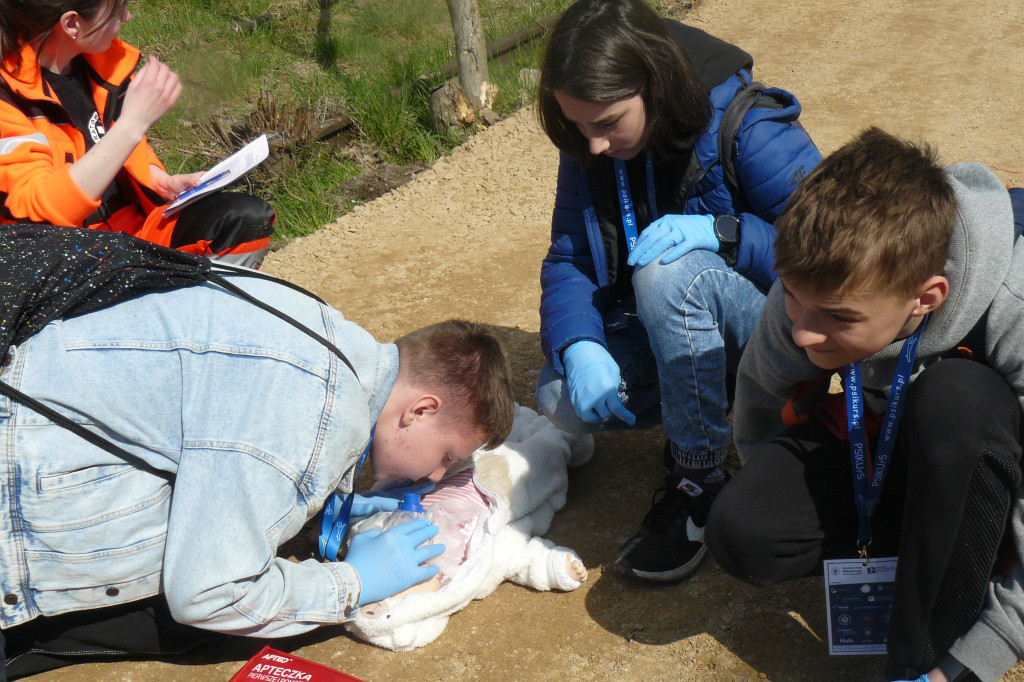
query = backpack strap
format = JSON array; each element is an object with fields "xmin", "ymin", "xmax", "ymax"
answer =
[
  {"xmin": 0, "ymin": 269, "xmax": 357, "ymax": 484},
  {"xmin": 0, "ymin": 227, "xmax": 360, "ymax": 483},
  {"xmin": 0, "ymin": 380, "xmax": 174, "ymax": 482},
  {"xmin": 0, "ymin": 268, "xmax": 358, "ymax": 484},
  {"xmin": 717, "ymin": 81, "xmax": 787, "ymax": 212},
  {"xmin": 206, "ymin": 265, "xmax": 358, "ymax": 380}
]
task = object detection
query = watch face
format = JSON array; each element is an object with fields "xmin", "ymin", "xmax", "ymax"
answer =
[{"xmin": 715, "ymin": 215, "xmax": 740, "ymax": 244}]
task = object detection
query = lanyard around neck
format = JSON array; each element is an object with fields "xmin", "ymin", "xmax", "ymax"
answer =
[
  {"xmin": 845, "ymin": 317, "xmax": 927, "ymax": 559},
  {"xmin": 613, "ymin": 156, "xmax": 658, "ymax": 254},
  {"xmin": 318, "ymin": 427, "xmax": 374, "ymax": 561}
]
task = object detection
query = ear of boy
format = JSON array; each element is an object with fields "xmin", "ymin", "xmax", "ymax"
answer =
[
  {"xmin": 399, "ymin": 394, "xmax": 442, "ymax": 426},
  {"xmin": 370, "ymin": 383, "xmax": 448, "ymax": 483},
  {"xmin": 913, "ymin": 275, "xmax": 949, "ymax": 317},
  {"xmin": 888, "ymin": 275, "xmax": 947, "ymax": 344}
]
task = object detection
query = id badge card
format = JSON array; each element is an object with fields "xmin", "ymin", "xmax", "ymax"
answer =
[{"xmin": 824, "ymin": 557, "xmax": 897, "ymax": 655}]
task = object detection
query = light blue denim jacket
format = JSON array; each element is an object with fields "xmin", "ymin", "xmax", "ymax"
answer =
[{"xmin": 0, "ymin": 277, "xmax": 398, "ymax": 636}]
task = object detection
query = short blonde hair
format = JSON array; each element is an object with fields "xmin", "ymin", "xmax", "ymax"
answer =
[{"xmin": 774, "ymin": 127, "xmax": 956, "ymax": 298}]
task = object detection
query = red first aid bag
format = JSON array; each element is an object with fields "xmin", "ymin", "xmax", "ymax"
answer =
[{"xmin": 229, "ymin": 645, "xmax": 367, "ymax": 682}]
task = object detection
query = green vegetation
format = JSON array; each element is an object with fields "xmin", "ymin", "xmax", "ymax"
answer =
[{"xmin": 122, "ymin": 0, "xmax": 573, "ymax": 240}]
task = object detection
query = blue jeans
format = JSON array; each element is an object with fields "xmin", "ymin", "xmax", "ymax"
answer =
[{"xmin": 536, "ymin": 249, "xmax": 766, "ymax": 469}]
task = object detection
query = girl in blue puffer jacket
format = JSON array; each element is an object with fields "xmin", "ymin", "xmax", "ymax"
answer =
[{"xmin": 534, "ymin": 0, "xmax": 821, "ymax": 583}]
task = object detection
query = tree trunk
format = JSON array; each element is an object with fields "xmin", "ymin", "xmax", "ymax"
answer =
[{"xmin": 445, "ymin": 0, "xmax": 492, "ymax": 109}]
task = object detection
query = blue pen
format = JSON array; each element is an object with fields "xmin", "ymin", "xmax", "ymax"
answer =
[{"xmin": 174, "ymin": 169, "xmax": 230, "ymax": 202}]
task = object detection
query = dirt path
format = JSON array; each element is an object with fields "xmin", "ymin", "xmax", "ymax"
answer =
[{"xmin": 30, "ymin": 0, "xmax": 1024, "ymax": 680}]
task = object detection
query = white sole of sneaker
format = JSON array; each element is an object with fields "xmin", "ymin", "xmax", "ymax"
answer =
[{"xmin": 623, "ymin": 518, "xmax": 708, "ymax": 582}]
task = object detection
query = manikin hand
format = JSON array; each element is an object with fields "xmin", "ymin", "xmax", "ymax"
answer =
[
  {"xmin": 627, "ymin": 214, "xmax": 718, "ymax": 268},
  {"xmin": 562, "ymin": 340, "xmax": 636, "ymax": 425},
  {"xmin": 345, "ymin": 518, "xmax": 445, "ymax": 606}
]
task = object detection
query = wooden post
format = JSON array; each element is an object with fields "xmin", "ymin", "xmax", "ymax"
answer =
[{"xmin": 445, "ymin": 0, "xmax": 492, "ymax": 109}]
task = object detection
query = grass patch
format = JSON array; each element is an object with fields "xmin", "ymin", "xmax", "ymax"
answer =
[
  {"xmin": 122, "ymin": 0, "xmax": 573, "ymax": 241},
  {"xmin": 260, "ymin": 147, "xmax": 362, "ymax": 242}
]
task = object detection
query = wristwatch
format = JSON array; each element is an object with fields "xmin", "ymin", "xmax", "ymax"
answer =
[{"xmin": 713, "ymin": 214, "xmax": 741, "ymax": 267}]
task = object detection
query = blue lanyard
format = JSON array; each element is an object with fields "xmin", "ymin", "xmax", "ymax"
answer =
[
  {"xmin": 613, "ymin": 156, "xmax": 658, "ymax": 254},
  {"xmin": 318, "ymin": 427, "xmax": 374, "ymax": 561},
  {"xmin": 845, "ymin": 317, "xmax": 927, "ymax": 558}
]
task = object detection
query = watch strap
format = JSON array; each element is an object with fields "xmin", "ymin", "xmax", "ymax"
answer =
[{"xmin": 713, "ymin": 214, "xmax": 741, "ymax": 267}]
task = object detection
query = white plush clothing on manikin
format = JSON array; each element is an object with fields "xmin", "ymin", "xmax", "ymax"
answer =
[{"xmin": 344, "ymin": 404, "xmax": 593, "ymax": 651}]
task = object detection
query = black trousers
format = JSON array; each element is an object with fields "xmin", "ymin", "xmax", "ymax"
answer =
[
  {"xmin": 706, "ymin": 359, "xmax": 1023, "ymax": 679},
  {"xmin": 0, "ymin": 596, "xmax": 220, "ymax": 680},
  {"xmin": 169, "ymin": 193, "xmax": 275, "ymax": 253}
]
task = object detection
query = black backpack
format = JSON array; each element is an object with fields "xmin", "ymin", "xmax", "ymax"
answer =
[{"xmin": 0, "ymin": 223, "xmax": 355, "ymax": 481}]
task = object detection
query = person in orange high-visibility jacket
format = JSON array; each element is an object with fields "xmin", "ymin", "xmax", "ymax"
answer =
[{"xmin": 0, "ymin": 0, "xmax": 275, "ymax": 268}]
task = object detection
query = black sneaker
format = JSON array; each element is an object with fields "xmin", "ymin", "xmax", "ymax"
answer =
[{"xmin": 614, "ymin": 475, "xmax": 715, "ymax": 582}]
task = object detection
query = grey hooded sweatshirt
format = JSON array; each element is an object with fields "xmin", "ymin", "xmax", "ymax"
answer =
[{"xmin": 733, "ymin": 162, "xmax": 1024, "ymax": 681}]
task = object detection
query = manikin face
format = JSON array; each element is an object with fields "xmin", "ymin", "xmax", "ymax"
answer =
[
  {"xmin": 370, "ymin": 398, "xmax": 485, "ymax": 484},
  {"xmin": 72, "ymin": 2, "xmax": 132, "ymax": 55},
  {"xmin": 555, "ymin": 92, "xmax": 648, "ymax": 160},
  {"xmin": 780, "ymin": 276, "xmax": 927, "ymax": 370}
]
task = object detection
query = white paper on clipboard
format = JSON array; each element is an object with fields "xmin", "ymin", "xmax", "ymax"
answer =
[{"xmin": 163, "ymin": 134, "xmax": 269, "ymax": 216}]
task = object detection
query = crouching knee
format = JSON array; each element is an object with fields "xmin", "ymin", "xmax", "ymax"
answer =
[
  {"xmin": 535, "ymin": 361, "xmax": 590, "ymax": 434},
  {"xmin": 705, "ymin": 492, "xmax": 799, "ymax": 587},
  {"xmin": 632, "ymin": 249, "xmax": 719, "ymax": 306}
]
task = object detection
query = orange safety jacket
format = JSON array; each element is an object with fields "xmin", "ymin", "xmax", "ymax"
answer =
[{"xmin": 0, "ymin": 40, "xmax": 203, "ymax": 251}]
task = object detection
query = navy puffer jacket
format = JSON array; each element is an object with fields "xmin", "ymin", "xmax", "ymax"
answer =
[{"xmin": 539, "ymin": 23, "xmax": 821, "ymax": 374}]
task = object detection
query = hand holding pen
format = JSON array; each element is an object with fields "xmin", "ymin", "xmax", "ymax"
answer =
[{"xmin": 173, "ymin": 170, "xmax": 230, "ymax": 202}]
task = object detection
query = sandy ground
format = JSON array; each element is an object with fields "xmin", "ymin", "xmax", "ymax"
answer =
[{"xmin": 26, "ymin": 0, "xmax": 1024, "ymax": 679}]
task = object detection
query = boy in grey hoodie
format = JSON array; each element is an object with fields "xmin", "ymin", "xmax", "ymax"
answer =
[{"xmin": 705, "ymin": 128, "xmax": 1024, "ymax": 681}]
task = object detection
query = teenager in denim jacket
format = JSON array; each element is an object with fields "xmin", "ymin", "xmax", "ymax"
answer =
[{"xmin": 0, "ymin": 277, "xmax": 513, "ymax": 677}]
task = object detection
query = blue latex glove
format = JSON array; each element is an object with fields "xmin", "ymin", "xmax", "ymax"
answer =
[
  {"xmin": 350, "ymin": 480, "xmax": 437, "ymax": 517},
  {"xmin": 349, "ymin": 493, "xmax": 400, "ymax": 518},
  {"xmin": 562, "ymin": 340, "xmax": 636, "ymax": 425},
  {"xmin": 892, "ymin": 675, "xmax": 930, "ymax": 682},
  {"xmin": 345, "ymin": 518, "xmax": 445, "ymax": 605},
  {"xmin": 626, "ymin": 214, "xmax": 717, "ymax": 268}
]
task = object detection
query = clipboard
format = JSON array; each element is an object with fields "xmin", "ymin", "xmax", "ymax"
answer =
[{"xmin": 163, "ymin": 134, "xmax": 269, "ymax": 215}]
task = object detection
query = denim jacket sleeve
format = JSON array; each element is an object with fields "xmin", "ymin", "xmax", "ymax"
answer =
[
  {"xmin": 540, "ymin": 153, "xmax": 610, "ymax": 375},
  {"xmin": 730, "ymin": 86, "xmax": 821, "ymax": 290},
  {"xmin": 160, "ymin": 440, "xmax": 366, "ymax": 636}
]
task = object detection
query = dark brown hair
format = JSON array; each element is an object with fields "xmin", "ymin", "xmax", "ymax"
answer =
[
  {"xmin": 395, "ymin": 319, "xmax": 515, "ymax": 450},
  {"xmin": 774, "ymin": 127, "xmax": 956, "ymax": 298},
  {"xmin": 537, "ymin": 0, "xmax": 711, "ymax": 167},
  {"xmin": 0, "ymin": 0, "xmax": 128, "ymax": 71}
]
